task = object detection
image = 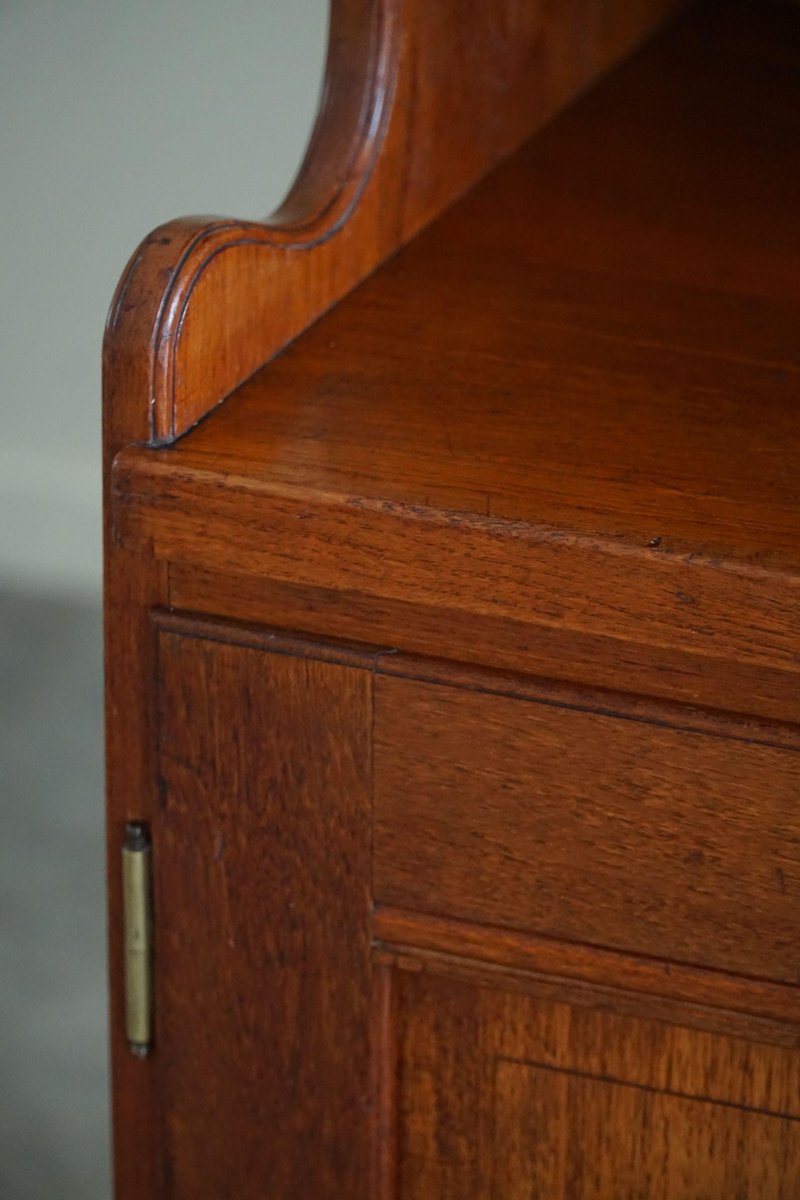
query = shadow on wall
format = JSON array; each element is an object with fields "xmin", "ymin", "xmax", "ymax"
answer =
[{"xmin": 0, "ymin": 588, "xmax": 109, "ymax": 1199}]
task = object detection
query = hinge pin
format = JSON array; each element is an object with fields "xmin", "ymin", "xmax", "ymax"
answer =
[{"xmin": 122, "ymin": 822, "xmax": 153, "ymax": 1057}]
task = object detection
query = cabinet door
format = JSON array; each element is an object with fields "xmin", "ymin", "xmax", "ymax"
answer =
[
  {"xmin": 121, "ymin": 623, "xmax": 800, "ymax": 1198},
  {"xmin": 394, "ymin": 970, "xmax": 800, "ymax": 1199},
  {"xmin": 152, "ymin": 628, "xmax": 373, "ymax": 1199}
]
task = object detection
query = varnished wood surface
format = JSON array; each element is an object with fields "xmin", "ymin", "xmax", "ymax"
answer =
[
  {"xmin": 103, "ymin": 0, "xmax": 680, "ymax": 443},
  {"xmin": 374, "ymin": 675, "xmax": 800, "ymax": 983},
  {"xmin": 167, "ymin": 563, "xmax": 800, "ymax": 726},
  {"xmin": 395, "ymin": 971, "xmax": 800, "ymax": 1198},
  {"xmin": 151, "ymin": 614, "xmax": 800, "ymax": 1030},
  {"xmin": 145, "ymin": 611, "xmax": 800, "ymax": 1030},
  {"xmin": 103, "ymin": 616, "xmax": 800, "ymax": 1196},
  {"xmin": 154, "ymin": 606, "xmax": 800, "ymax": 752},
  {"xmin": 375, "ymin": 912, "xmax": 800, "ymax": 1046},
  {"xmin": 113, "ymin": 2, "xmax": 800, "ymax": 723},
  {"xmin": 103, "ymin": 5, "xmax": 800, "ymax": 1196},
  {"xmin": 154, "ymin": 629, "xmax": 373, "ymax": 1198},
  {"xmin": 492, "ymin": 1061, "xmax": 799, "ymax": 1199}
]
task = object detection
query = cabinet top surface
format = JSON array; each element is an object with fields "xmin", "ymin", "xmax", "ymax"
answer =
[{"xmin": 119, "ymin": 2, "xmax": 800, "ymax": 576}]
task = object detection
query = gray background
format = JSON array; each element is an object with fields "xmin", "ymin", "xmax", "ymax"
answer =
[{"xmin": 1, "ymin": 2, "xmax": 327, "ymax": 1195}]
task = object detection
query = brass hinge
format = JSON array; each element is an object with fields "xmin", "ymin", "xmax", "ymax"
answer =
[{"xmin": 122, "ymin": 823, "xmax": 153, "ymax": 1058}]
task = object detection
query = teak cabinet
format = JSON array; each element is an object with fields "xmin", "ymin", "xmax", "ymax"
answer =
[{"xmin": 103, "ymin": 2, "xmax": 800, "ymax": 1196}]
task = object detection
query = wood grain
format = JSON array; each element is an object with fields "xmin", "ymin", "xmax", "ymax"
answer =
[
  {"xmin": 394, "ymin": 971, "xmax": 800, "ymax": 1198},
  {"xmin": 397, "ymin": 970, "xmax": 483, "ymax": 1199},
  {"xmin": 371, "ymin": 964, "xmax": 400, "ymax": 1200},
  {"xmin": 167, "ymin": 563, "xmax": 800, "ymax": 727},
  {"xmin": 155, "ymin": 604, "xmax": 800, "ymax": 752},
  {"xmin": 493, "ymin": 1057, "xmax": 800, "ymax": 1198},
  {"xmin": 374, "ymin": 675, "xmax": 800, "ymax": 983},
  {"xmin": 116, "ymin": 455, "xmax": 800, "ymax": 724},
  {"xmin": 153, "ymin": 629, "xmax": 372, "ymax": 1198},
  {"xmin": 103, "ymin": 0, "xmax": 683, "ymax": 444}
]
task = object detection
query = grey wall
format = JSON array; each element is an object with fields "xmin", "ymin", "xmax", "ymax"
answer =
[{"xmin": 0, "ymin": 0, "xmax": 328, "ymax": 599}]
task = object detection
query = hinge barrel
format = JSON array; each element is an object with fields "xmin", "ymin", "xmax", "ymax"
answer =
[{"xmin": 122, "ymin": 823, "xmax": 153, "ymax": 1057}]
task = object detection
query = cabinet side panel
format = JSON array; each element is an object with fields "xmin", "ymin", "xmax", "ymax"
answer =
[{"xmin": 154, "ymin": 630, "xmax": 372, "ymax": 1199}]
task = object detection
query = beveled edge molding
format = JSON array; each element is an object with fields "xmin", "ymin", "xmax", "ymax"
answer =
[
  {"xmin": 148, "ymin": 606, "xmax": 800, "ymax": 749},
  {"xmin": 373, "ymin": 906, "xmax": 800, "ymax": 1035}
]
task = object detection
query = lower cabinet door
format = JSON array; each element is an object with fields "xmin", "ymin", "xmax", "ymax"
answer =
[
  {"xmin": 128, "ymin": 624, "xmax": 800, "ymax": 1198},
  {"xmin": 393, "ymin": 970, "xmax": 800, "ymax": 1200}
]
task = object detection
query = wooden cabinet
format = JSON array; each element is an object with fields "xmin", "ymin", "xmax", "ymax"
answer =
[{"xmin": 103, "ymin": 2, "xmax": 800, "ymax": 1196}]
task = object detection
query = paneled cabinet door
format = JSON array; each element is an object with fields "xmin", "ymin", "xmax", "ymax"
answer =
[
  {"xmin": 133, "ymin": 623, "xmax": 800, "ymax": 1199},
  {"xmin": 394, "ymin": 970, "xmax": 800, "ymax": 1199},
  {"xmin": 151, "ymin": 627, "xmax": 373, "ymax": 1199}
]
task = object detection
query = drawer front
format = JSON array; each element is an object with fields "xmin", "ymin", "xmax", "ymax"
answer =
[{"xmin": 374, "ymin": 676, "xmax": 800, "ymax": 983}]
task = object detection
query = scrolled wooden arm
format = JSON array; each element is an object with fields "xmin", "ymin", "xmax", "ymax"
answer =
[
  {"xmin": 103, "ymin": 0, "xmax": 683, "ymax": 455},
  {"xmin": 103, "ymin": 0, "xmax": 395, "ymax": 455}
]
